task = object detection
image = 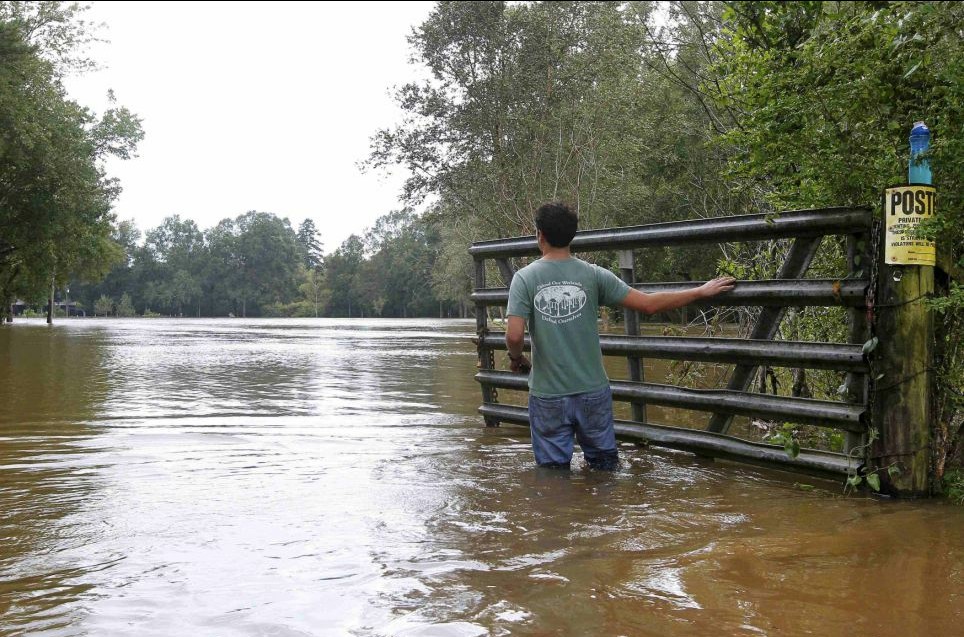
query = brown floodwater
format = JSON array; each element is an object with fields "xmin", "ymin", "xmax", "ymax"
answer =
[{"xmin": 1, "ymin": 318, "xmax": 961, "ymax": 637}]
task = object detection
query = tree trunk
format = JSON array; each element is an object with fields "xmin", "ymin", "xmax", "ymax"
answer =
[
  {"xmin": 47, "ymin": 279, "xmax": 54, "ymax": 324},
  {"xmin": 791, "ymin": 368, "xmax": 811, "ymax": 398}
]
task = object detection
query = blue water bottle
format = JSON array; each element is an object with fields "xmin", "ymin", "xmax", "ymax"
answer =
[{"xmin": 908, "ymin": 121, "xmax": 931, "ymax": 185}]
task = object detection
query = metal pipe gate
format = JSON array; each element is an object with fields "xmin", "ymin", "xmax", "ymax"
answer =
[{"xmin": 469, "ymin": 207, "xmax": 874, "ymax": 480}]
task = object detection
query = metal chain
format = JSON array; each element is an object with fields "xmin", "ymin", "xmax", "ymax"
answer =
[
  {"xmin": 488, "ymin": 347, "xmax": 498, "ymax": 403},
  {"xmin": 475, "ymin": 324, "xmax": 498, "ymax": 404},
  {"xmin": 475, "ymin": 326, "xmax": 486, "ymax": 365},
  {"xmin": 864, "ymin": 218, "xmax": 883, "ymax": 444},
  {"xmin": 866, "ymin": 218, "xmax": 882, "ymax": 329}
]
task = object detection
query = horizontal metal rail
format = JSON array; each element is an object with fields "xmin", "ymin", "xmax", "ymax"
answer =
[
  {"xmin": 468, "ymin": 207, "xmax": 871, "ymax": 259},
  {"xmin": 471, "ymin": 279, "xmax": 868, "ymax": 307},
  {"xmin": 478, "ymin": 403, "xmax": 852, "ymax": 478},
  {"xmin": 475, "ymin": 371, "xmax": 865, "ymax": 432},
  {"xmin": 478, "ymin": 333, "xmax": 867, "ymax": 373}
]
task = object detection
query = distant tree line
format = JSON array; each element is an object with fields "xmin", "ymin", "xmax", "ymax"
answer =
[{"xmin": 65, "ymin": 210, "xmax": 470, "ymax": 319}]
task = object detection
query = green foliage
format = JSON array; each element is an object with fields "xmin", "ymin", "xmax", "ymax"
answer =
[
  {"xmin": 368, "ymin": 0, "xmax": 735, "ymax": 282},
  {"xmin": 0, "ymin": 1, "xmax": 101, "ymax": 75},
  {"xmin": 320, "ymin": 211, "xmax": 459, "ymax": 318},
  {"xmin": 323, "ymin": 234, "xmax": 364, "ymax": 317},
  {"xmin": 65, "ymin": 208, "xmax": 460, "ymax": 319},
  {"xmin": 0, "ymin": 2, "xmax": 143, "ymax": 312},
  {"xmin": 262, "ymin": 300, "xmax": 316, "ymax": 318},
  {"xmin": 298, "ymin": 267, "xmax": 330, "ymax": 318},
  {"xmin": 711, "ymin": 0, "xmax": 963, "ymax": 476},
  {"xmin": 766, "ymin": 423, "xmax": 801, "ymax": 459},
  {"xmin": 93, "ymin": 294, "xmax": 113, "ymax": 317},
  {"xmin": 715, "ymin": 2, "xmax": 962, "ymax": 219},
  {"xmin": 429, "ymin": 218, "xmax": 474, "ymax": 308},
  {"xmin": 69, "ymin": 211, "xmax": 304, "ymax": 318},
  {"xmin": 827, "ymin": 431, "xmax": 845, "ymax": 453},
  {"xmin": 930, "ymin": 282, "xmax": 964, "ymax": 317},
  {"xmin": 296, "ymin": 219, "xmax": 324, "ymax": 271},
  {"xmin": 943, "ymin": 469, "xmax": 964, "ymax": 505},
  {"xmin": 116, "ymin": 292, "xmax": 135, "ymax": 317}
]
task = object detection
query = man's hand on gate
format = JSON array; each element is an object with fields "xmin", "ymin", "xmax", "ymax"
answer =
[
  {"xmin": 509, "ymin": 353, "xmax": 531, "ymax": 374},
  {"xmin": 699, "ymin": 276, "xmax": 737, "ymax": 298}
]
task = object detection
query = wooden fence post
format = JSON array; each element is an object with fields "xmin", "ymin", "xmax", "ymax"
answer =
[
  {"xmin": 870, "ymin": 121, "xmax": 936, "ymax": 496},
  {"xmin": 869, "ymin": 228, "xmax": 934, "ymax": 496}
]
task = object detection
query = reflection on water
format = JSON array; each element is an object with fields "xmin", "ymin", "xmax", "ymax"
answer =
[{"xmin": 1, "ymin": 318, "xmax": 961, "ymax": 636}]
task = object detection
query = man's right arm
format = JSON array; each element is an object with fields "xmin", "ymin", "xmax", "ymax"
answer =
[
  {"xmin": 620, "ymin": 277, "xmax": 736, "ymax": 315},
  {"xmin": 505, "ymin": 275, "xmax": 532, "ymax": 373},
  {"xmin": 505, "ymin": 316, "xmax": 530, "ymax": 372}
]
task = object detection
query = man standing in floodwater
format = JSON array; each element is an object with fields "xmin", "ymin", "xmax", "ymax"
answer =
[{"xmin": 505, "ymin": 202, "xmax": 736, "ymax": 470}]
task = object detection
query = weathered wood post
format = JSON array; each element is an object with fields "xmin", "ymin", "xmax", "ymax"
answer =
[
  {"xmin": 618, "ymin": 250, "xmax": 646, "ymax": 423},
  {"xmin": 870, "ymin": 121, "xmax": 936, "ymax": 496}
]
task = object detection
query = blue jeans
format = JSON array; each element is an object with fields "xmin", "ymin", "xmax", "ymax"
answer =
[{"xmin": 528, "ymin": 385, "xmax": 619, "ymax": 470}]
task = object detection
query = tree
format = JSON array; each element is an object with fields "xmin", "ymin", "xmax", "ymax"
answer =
[
  {"xmin": 298, "ymin": 267, "xmax": 330, "ymax": 317},
  {"xmin": 135, "ymin": 216, "xmax": 206, "ymax": 315},
  {"xmin": 203, "ymin": 211, "xmax": 302, "ymax": 317},
  {"xmin": 170, "ymin": 269, "xmax": 201, "ymax": 316},
  {"xmin": 708, "ymin": 0, "xmax": 963, "ymax": 479},
  {"xmin": 366, "ymin": 1, "xmax": 727, "ymax": 286},
  {"xmin": 204, "ymin": 217, "xmax": 242, "ymax": 316},
  {"xmin": 324, "ymin": 235, "xmax": 364, "ymax": 317},
  {"xmin": 297, "ymin": 219, "xmax": 324, "ymax": 270},
  {"xmin": 430, "ymin": 217, "xmax": 475, "ymax": 317},
  {"xmin": 234, "ymin": 212, "xmax": 301, "ymax": 316},
  {"xmin": 94, "ymin": 294, "xmax": 113, "ymax": 317},
  {"xmin": 116, "ymin": 292, "xmax": 135, "ymax": 317},
  {"xmin": 0, "ymin": 4, "xmax": 143, "ymax": 319},
  {"xmin": 0, "ymin": 1, "xmax": 101, "ymax": 75},
  {"xmin": 373, "ymin": 3, "xmax": 647, "ymax": 228}
]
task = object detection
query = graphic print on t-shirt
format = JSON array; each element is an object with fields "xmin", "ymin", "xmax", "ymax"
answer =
[{"xmin": 534, "ymin": 281, "xmax": 588, "ymax": 324}]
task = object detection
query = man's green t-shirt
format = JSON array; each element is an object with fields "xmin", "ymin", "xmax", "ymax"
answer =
[{"xmin": 507, "ymin": 257, "xmax": 631, "ymax": 397}]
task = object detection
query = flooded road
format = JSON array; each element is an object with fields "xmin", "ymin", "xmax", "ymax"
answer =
[{"xmin": 1, "ymin": 318, "xmax": 961, "ymax": 636}]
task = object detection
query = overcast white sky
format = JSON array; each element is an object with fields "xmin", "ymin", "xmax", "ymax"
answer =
[{"xmin": 63, "ymin": 1, "xmax": 435, "ymax": 253}]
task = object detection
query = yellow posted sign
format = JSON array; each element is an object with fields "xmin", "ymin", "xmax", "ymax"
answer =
[{"xmin": 883, "ymin": 185, "xmax": 936, "ymax": 266}]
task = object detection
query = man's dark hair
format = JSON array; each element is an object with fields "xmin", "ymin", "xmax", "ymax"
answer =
[{"xmin": 534, "ymin": 202, "xmax": 578, "ymax": 248}]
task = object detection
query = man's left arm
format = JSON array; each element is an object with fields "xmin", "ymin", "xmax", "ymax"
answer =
[{"xmin": 619, "ymin": 277, "xmax": 736, "ymax": 314}]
